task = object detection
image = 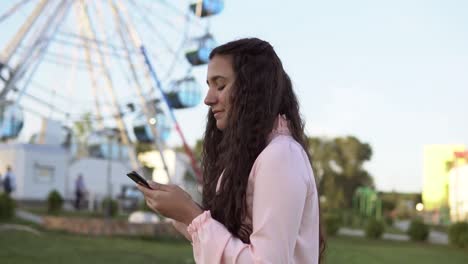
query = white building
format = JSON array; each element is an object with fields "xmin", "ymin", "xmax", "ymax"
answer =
[{"xmin": 0, "ymin": 143, "xmax": 197, "ymax": 203}]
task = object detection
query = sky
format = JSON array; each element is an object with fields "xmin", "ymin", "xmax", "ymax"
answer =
[{"xmin": 2, "ymin": 0, "xmax": 468, "ymax": 193}]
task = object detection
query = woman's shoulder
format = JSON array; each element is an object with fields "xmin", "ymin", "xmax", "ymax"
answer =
[
  {"xmin": 251, "ymin": 135, "xmax": 313, "ymax": 190},
  {"xmin": 261, "ymin": 135, "xmax": 305, "ymax": 159},
  {"xmin": 255, "ymin": 135, "xmax": 310, "ymax": 174}
]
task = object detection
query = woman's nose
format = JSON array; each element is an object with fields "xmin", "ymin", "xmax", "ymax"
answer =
[{"xmin": 204, "ymin": 88, "xmax": 217, "ymax": 106}]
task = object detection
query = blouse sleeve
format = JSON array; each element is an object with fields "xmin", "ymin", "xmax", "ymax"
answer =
[
  {"xmin": 187, "ymin": 138, "xmax": 311, "ymax": 263},
  {"xmin": 171, "ymin": 220, "xmax": 192, "ymax": 242}
]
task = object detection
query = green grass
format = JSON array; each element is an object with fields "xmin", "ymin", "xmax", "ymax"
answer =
[
  {"xmin": 2, "ymin": 217, "xmax": 44, "ymax": 229},
  {"xmin": 326, "ymin": 236, "xmax": 468, "ymax": 264},
  {"xmin": 0, "ymin": 230, "xmax": 194, "ymax": 264},
  {"xmin": 1, "ymin": 228, "xmax": 467, "ymax": 264}
]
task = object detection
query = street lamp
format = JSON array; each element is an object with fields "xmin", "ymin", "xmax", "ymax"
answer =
[
  {"xmin": 98, "ymin": 128, "xmax": 118, "ymax": 217},
  {"xmin": 416, "ymin": 203, "xmax": 424, "ymax": 212}
]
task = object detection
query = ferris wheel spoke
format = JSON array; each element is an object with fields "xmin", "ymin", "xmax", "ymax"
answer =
[
  {"xmin": 122, "ymin": 2, "xmax": 180, "ymax": 75},
  {"xmin": 128, "ymin": 12, "xmax": 176, "ymax": 56},
  {"xmin": 50, "ymin": 36, "xmax": 131, "ymax": 61},
  {"xmin": 15, "ymin": 43, "xmax": 104, "ymax": 72},
  {"xmin": 64, "ymin": 7, "xmax": 86, "ymax": 100},
  {"xmin": 128, "ymin": 1, "xmax": 192, "ymax": 81},
  {"xmin": 55, "ymin": 31, "xmax": 135, "ymax": 55},
  {"xmin": 112, "ymin": 1, "xmax": 173, "ymax": 80},
  {"xmin": 0, "ymin": 0, "xmax": 33, "ymax": 24},
  {"xmin": 45, "ymin": 49, "xmax": 103, "ymax": 69},
  {"xmin": 6, "ymin": 1, "xmax": 73, "ymax": 112},
  {"xmin": 28, "ymin": 79, "xmax": 82, "ymax": 107},
  {"xmin": 0, "ymin": 0, "xmax": 72, "ymax": 102},
  {"xmin": 0, "ymin": 0, "xmax": 49, "ymax": 71},
  {"xmin": 18, "ymin": 89, "xmax": 69, "ymax": 117}
]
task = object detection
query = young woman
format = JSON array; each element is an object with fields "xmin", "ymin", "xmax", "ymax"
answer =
[{"xmin": 137, "ymin": 38, "xmax": 325, "ymax": 263}]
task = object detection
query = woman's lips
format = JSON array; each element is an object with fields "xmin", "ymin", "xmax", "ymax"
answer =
[{"xmin": 214, "ymin": 111, "xmax": 223, "ymax": 119}]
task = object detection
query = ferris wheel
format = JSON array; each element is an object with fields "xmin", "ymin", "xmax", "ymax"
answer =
[{"xmin": 0, "ymin": 0, "xmax": 224, "ymax": 180}]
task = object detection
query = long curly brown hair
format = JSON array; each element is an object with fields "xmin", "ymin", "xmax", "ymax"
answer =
[{"xmin": 201, "ymin": 38, "xmax": 325, "ymax": 262}]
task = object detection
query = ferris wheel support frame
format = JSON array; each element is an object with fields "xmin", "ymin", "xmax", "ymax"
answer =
[
  {"xmin": 80, "ymin": 0, "xmax": 140, "ymax": 171},
  {"xmin": 109, "ymin": 0, "xmax": 171, "ymax": 181},
  {"xmin": 76, "ymin": 1, "xmax": 104, "ymax": 130}
]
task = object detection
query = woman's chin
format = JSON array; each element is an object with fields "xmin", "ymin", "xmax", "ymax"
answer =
[{"xmin": 216, "ymin": 120, "xmax": 226, "ymax": 131}]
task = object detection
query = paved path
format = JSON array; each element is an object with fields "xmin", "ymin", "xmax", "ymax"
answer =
[
  {"xmin": 339, "ymin": 220, "xmax": 449, "ymax": 245},
  {"xmin": 15, "ymin": 209, "xmax": 44, "ymax": 225},
  {"xmin": 338, "ymin": 228, "xmax": 409, "ymax": 241}
]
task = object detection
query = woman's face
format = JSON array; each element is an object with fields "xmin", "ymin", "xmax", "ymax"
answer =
[{"xmin": 204, "ymin": 55, "xmax": 235, "ymax": 130}]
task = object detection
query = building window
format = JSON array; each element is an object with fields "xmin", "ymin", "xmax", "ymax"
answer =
[{"xmin": 34, "ymin": 163, "xmax": 55, "ymax": 184}]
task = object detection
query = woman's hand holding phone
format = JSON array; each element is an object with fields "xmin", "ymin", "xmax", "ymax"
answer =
[
  {"xmin": 136, "ymin": 181, "xmax": 203, "ymax": 226},
  {"xmin": 126, "ymin": 171, "xmax": 152, "ymax": 189}
]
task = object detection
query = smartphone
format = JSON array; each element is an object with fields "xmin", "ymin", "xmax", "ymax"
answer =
[{"xmin": 126, "ymin": 171, "xmax": 152, "ymax": 189}]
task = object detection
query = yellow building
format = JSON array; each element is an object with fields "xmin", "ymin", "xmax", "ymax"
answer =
[{"xmin": 422, "ymin": 145, "xmax": 466, "ymax": 211}]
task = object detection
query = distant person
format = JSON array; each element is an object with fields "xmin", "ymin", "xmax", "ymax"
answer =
[
  {"xmin": 74, "ymin": 174, "xmax": 86, "ymax": 210},
  {"xmin": 3, "ymin": 166, "xmax": 16, "ymax": 196},
  {"xmin": 137, "ymin": 38, "xmax": 324, "ymax": 263}
]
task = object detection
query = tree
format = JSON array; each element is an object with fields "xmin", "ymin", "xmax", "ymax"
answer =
[
  {"xmin": 193, "ymin": 139, "xmax": 203, "ymax": 161},
  {"xmin": 72, "ymin": 112, "xmax": 93, "ymax": 157},
  {"xmin": 135, "ymin": 141, "xmax": 154, "ymax": 155},
  {"xmin": 309, "ymin": 136, "xmax": 374, "ymax": 210}
]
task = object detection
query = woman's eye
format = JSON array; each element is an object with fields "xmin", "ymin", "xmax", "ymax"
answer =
[{"xmin": 217, "ymin": 85, "xmax": 226, "ymax": 91}]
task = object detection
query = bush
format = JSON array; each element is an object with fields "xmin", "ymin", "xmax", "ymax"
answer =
[
  {"xmin": 324, "ymin": 213, "xmax": 341, "ymax": 236},
  {"xmin": 384, "ymin": 216, "xmax": 394, "ymax": 227},
  {"xmin": 0, "ymin": 193, "xmax": 15, "ymax": 221},
  {"xmin": 102, "ymin": 197, "xmax": 119, "ymax": 217},
  {"xmin": 407, "ymin": 219, "xmax": 429, "ymax": 242},
  {"xmin": 365, "ymin": 218, "xmax": 385, "ymax": 239},
  {"xmin": 350, "ymin": 214, "xmax": 365, "ymax": 228},
  {"xmin": 340, "ymin": 209, "xmax": 359, "ymax": 227},
  {"xmin": 448, "ymin": 222, "xmax": 468, "ymax": 248},
  {"xmin": 47, "ymin": 190, "xmax": 63, "ymax": 214}
]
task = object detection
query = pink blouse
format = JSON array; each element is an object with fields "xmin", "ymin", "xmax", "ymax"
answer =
[{"xmin": 187, "ymin": 115, "xmax": 320, "ymax": 263}]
